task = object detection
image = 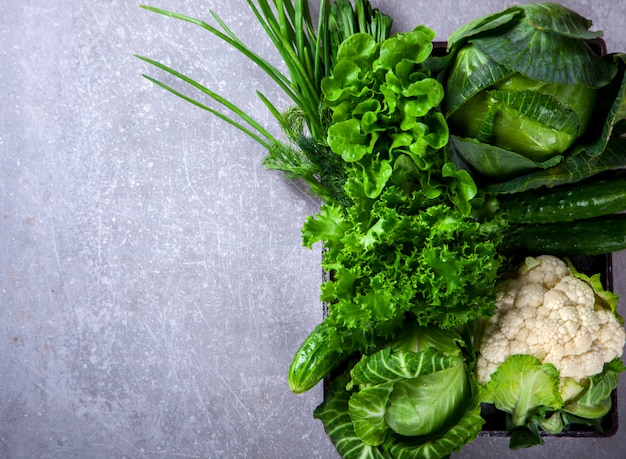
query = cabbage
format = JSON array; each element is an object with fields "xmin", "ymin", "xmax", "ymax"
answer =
[
  {"xmin": 448, "ymin": 71, "xmax": 596, "ymax": 162},
  {"xmin": 440, "ymin": 2, "xmax": 626, "ymax": 191},
  {"xmin": 314, "ymin": 323, "xmax": 484, "ymax": 458}
]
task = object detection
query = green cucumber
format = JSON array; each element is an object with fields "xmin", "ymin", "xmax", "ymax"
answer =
[
  {"xmin": 502, "ymin": 214, "xmax": 626, "ymax": 256},
  {"xmin": 288, "ymin": 321, "xmax": 349, "ymax": 394},
  {"xmin": 498, "ymin": 176, "xmax": 626, "ymax": 224}
]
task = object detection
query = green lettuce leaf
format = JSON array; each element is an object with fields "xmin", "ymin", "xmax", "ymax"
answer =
[
  {"xmin": 373, "ymin": 24, "xmax": 435, "ymax": 71},
  {"xmin": 302, "ymin": 166, "xmax": 504, "ymax": 364},
  {"xmin": 323, "ymin": 27, "xmax": 450, "ymax": 200},
  {"xmin": 301, "ymin": 204, "xmax": 350, "ymax": 250}
]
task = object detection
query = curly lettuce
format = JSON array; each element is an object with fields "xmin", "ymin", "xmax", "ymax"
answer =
[
  {"xmin": 322, "ymin": 27, "xmax": 456, "ymax": 205},
  {"xmin": 303, "ymin": 171, "xmax": 503, "ymax": 343}
]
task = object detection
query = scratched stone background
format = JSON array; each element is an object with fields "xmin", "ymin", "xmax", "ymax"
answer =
[{"xmin": 1, "ymin": 1, "xmax": 626, "ymax": 458}]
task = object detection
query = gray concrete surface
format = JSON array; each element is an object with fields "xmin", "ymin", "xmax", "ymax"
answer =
[{"xmin": 1, "ymin": 1, "xmax": 625, "ymax": 458}]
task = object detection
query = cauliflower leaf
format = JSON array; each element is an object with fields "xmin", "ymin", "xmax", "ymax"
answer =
[{"xmin": 482, "ymin": 354, "xmax": 563, "ymax": 427}]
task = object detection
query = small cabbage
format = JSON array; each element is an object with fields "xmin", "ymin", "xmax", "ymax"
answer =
[
  {"xmin": 314, "ymin": 323, "xmax": 484, "ymax": 458},
  {"xmin": 347, "ymin": 324, "xmax": 471, "ymax": 441},
  {"xmin": 448, "ymin": 71, "xmax": 596, "ymax": 162},
  {"xmin": 441, "ymin": 3, "xmax": 620, "ymax": 184}
]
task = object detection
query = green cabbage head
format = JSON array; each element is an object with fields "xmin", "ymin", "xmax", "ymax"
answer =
[
  {"xmin": 442, "ymin": 2, "xmax": 618, "ymax": 181},
  {"xmin": 313, "ymin": 323, "xmax": 484, "ymax": 458}
]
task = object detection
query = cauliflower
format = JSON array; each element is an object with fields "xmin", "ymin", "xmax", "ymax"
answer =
[{"xmin": 476, "ymin": 255, "xmax": 626, "ymax": 384}]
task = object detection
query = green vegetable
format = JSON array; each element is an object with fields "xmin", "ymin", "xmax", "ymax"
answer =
[
  {"xmin": 140, "ymin": 1, "xmax": 626, "ymax": 455},
  {"xmin": 483, "ymin": 115, "xmax": 626, "ymax": 194},
  {"xmin": 314, "ymin": 324, "xmax": 484, "ymax": 458},
  {"xmin": 440, "ymin": 2, "xmax": 626, "ymax": 188},
  {"xmin": 562, "ymin": 358, "xmax": 625, "ymax": 420},
  {"xmin": 482, "ymin": 355, "xmax": 626, "ymax": 449},
  {"xmin": 327, "ymin": 0, "xmax": 393, "ymax": 65},
  {"xmin": 300, "ymin": 169, "xmax": 504, "ymax": 363},
  {"xmin": 288, "ymin": 321, "xmax": 351, "ymax": 394},
  {"xmin": 498, "ymin": 173, "xmax": 626, "ymax": 224},
  {"xmin": 449, "ymin": 73, "xmax": 596, "ymax": 162},
  {"xmin": 483, "ymin": 355, "xmax": 563, "ymax": 427},
  {"xmin": 288, "ymin": 313, "xmax": 409, "ymax": 394},
  {"xmin": 477, "ymin": 255, "xmax": 626, "ymax": 448},
  {"xmin": 502, "ymin": 214, "xmax": 626, "ymax": 256},
  {"xmin": 321, "ymin": 27, "xmax": 450, "ymax": 201}
]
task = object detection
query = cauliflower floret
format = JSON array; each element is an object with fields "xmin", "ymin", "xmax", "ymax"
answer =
[
  {"xmin": 558, "ymin": 349, "xmax": 605, "ymax": 379},
  {"xmin": 476, "ymin": 359, "xmax": 500, "ymax": 385},
  {"xmin": 514, "ymin": 283, "xmax": 546, "ymax": 311},
  {"xmin": 476, "ymin": 255, "xmax": 626, "ymax": 384},
  {"xmin": 553, "ymin": 275, "xmax": 595, "ymax": 308},
  {"xmin": 498, "ymin": 310, "xmax": 525, "ymax": 340},
  {"xmin": 480, "ymin": 328, "xmax": 510, "ymax": 365},
  {"xmin": 595, "ymin": 308, "xmax": 626, "ymax": 361},
  {"xmin": 542, "ymin": 288, "xmax": 570, "ymax": 311},
  {"xmin": 495, "ymin": 281, "xmax": 518, "ymax": 314},
  {"xmin": 509, "ymin": 337, "xmax": 532, "ymax": 356},
  {"xmin": 518, "ymin": 254, "xmax": 570, "ymax": 288},
  {"xmin": 553, "ymin": 305, "xmax": 581, "ymax": 339}
]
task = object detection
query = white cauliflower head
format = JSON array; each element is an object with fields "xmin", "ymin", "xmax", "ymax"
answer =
[{"xmin": 476, "ymin": 255, "xmax": 626, "ymax": 384}]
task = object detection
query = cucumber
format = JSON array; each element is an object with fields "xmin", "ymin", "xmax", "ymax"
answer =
[
  {"xmin": 498, "ymin": 175, "xmax": 626, "ymax": 224},
  {"xmin": 502, "ymin": 214, "xmax": 626, "ymax": 256},
  {"xmin": 288, "ymin": 321, "xmax": 349, "ymax": 394}
]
